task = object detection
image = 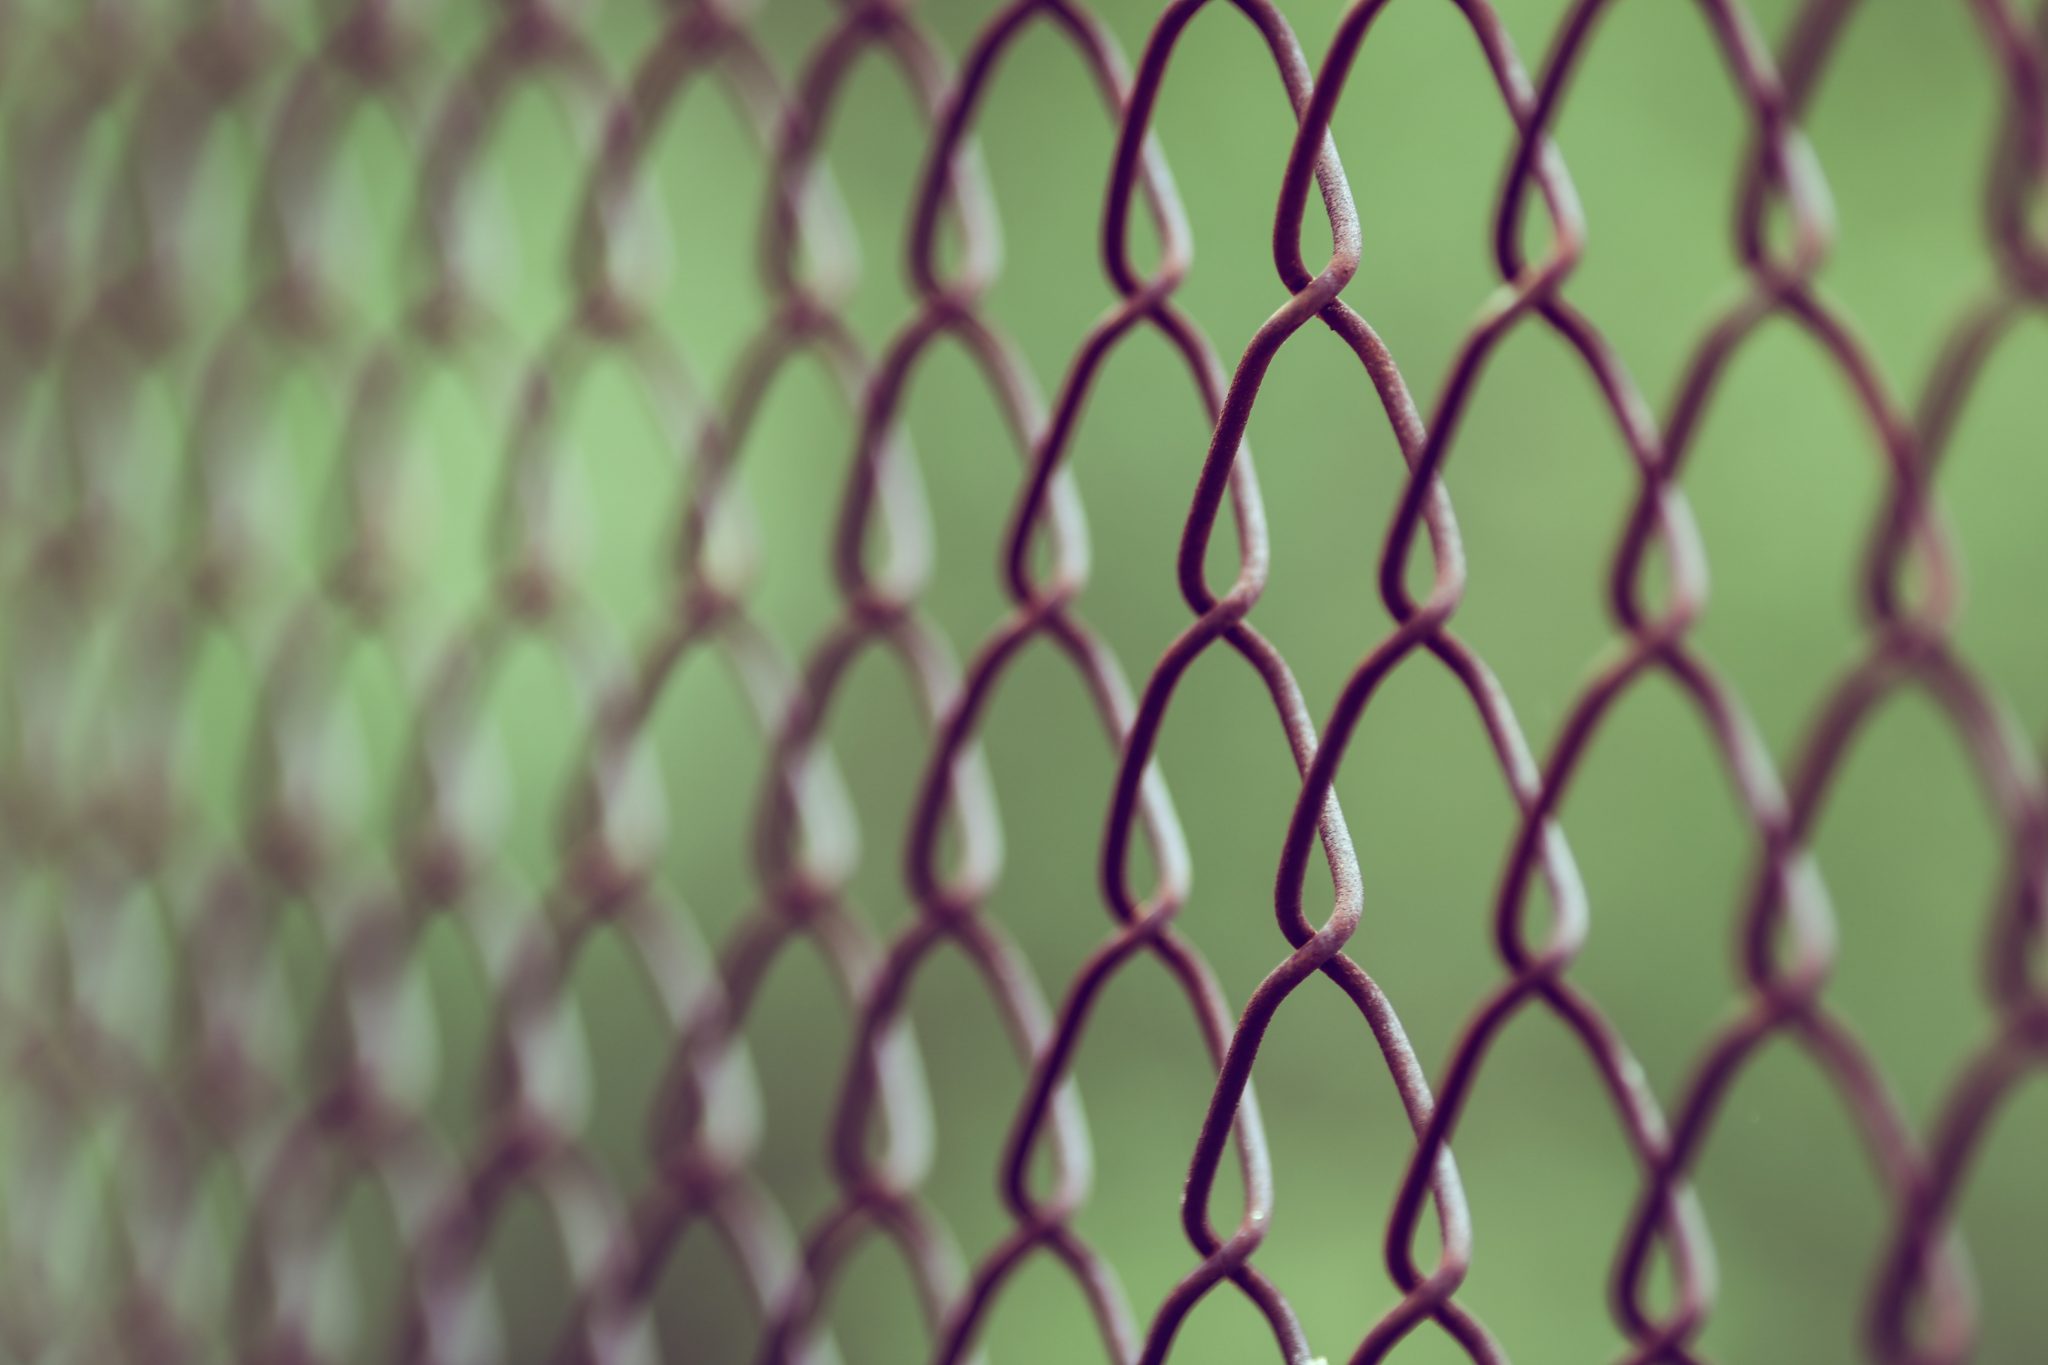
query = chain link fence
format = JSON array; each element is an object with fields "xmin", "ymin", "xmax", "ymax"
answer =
[{"xmin": 2, "ymin": 0, "xmax": 2045, "ymax": 1361}]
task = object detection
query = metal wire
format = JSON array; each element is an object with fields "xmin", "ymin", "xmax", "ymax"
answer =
[{"xmin": 1, "ymin": 0, "xmax": 2044, "ymax": 1362}]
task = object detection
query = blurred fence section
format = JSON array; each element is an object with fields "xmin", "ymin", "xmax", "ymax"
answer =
[{"xmin": 1, "ymin": 0, "xmax": 2046, "ymax": 1362}]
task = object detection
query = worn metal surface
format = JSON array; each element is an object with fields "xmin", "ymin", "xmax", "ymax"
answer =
[{"xmin": 1, "ymin": 0, "xmax": 2044, "ymax": 1362}]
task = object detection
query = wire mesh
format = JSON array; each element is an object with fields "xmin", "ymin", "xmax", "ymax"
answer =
[{"xmin": 1, "ymin": 0, "xmax": 2045, "ymax": 1362}]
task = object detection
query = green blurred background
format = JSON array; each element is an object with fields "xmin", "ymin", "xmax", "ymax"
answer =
[{"xmin": 4, "ymin": 0, "xmax": 2046, "ymax": 1360}]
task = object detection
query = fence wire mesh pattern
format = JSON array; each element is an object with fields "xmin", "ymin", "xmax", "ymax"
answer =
[{"xmin": 3, "ymin": 0, "xmax": 2047, "ymax": 1361}]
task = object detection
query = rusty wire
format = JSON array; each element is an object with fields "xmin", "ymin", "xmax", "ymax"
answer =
[{"xmin": 1, "ymin": 0, "xmax": 2045, "ymax": 1362}]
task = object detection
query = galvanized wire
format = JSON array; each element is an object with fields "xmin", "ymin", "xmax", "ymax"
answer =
[{"xmin": 0, "ymin": 0, "xmax": 2044, "ymax": 1362}]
